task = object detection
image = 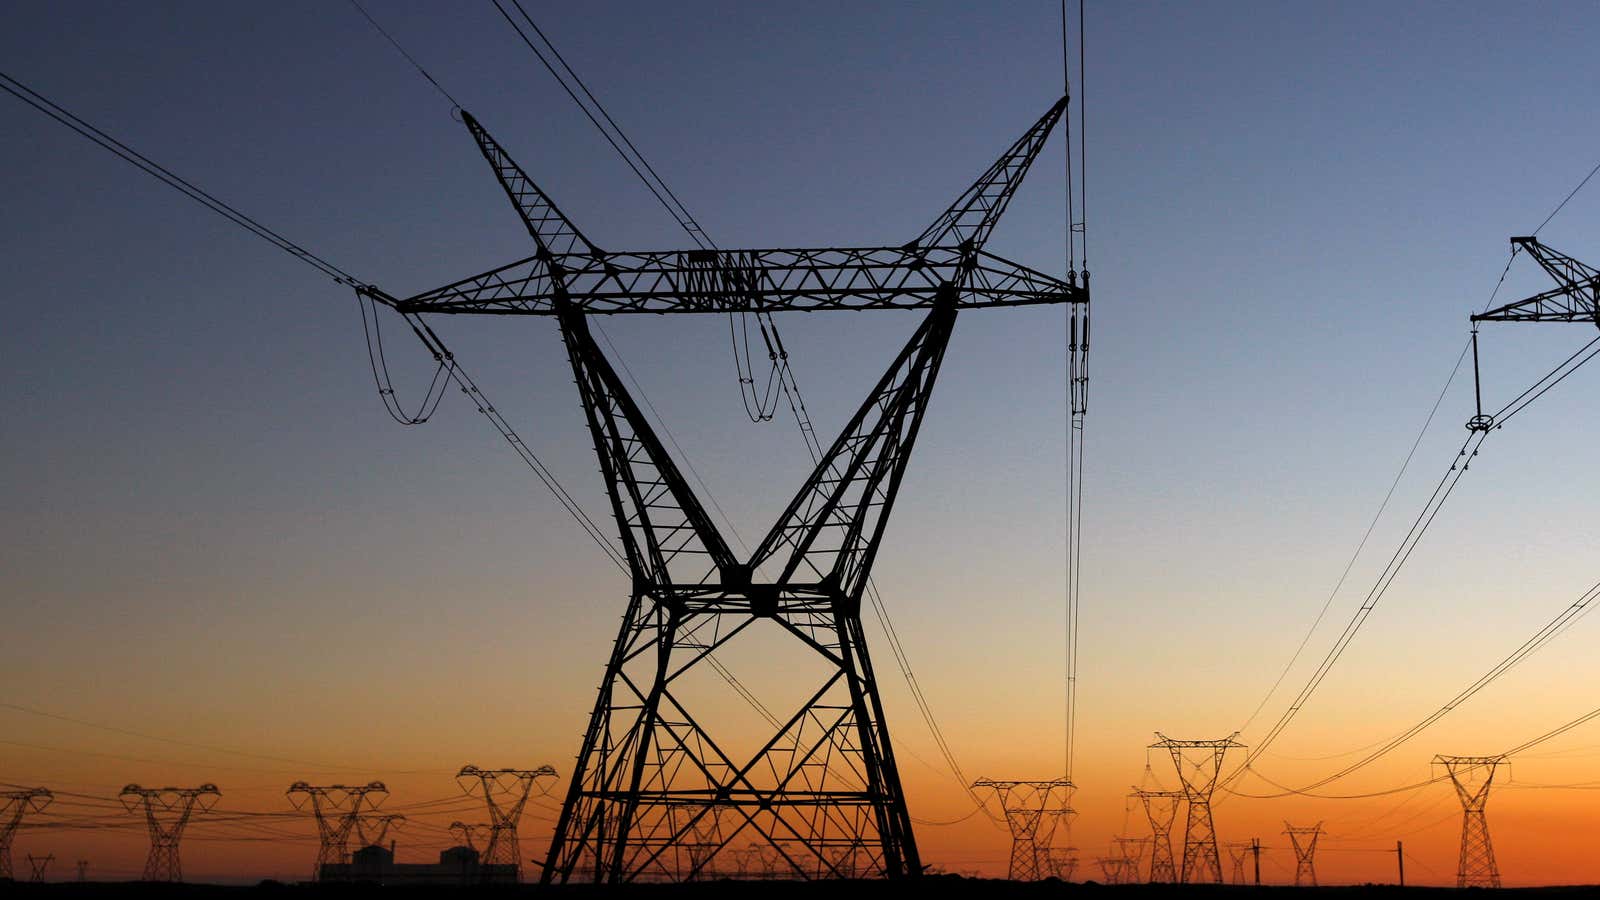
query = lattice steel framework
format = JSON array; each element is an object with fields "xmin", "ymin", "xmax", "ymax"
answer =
[
  {"xmin": 1284, "ymin": 821, "xmax": 1324, "ymax": 887},
  {"xmin": 457, "ymin": 765, "xmax": 557, "ymax": 880},
  {"xmin": 1047, "ymin": 846, "xmax": 1080, "ymax": 881},
  {"xmin": 355, "ymin": 814, "xmax": 405, "ymax": 849},
  {"xmin": 361, "ymin": 94, "xmax": 1086, "ymax": 884},
  {"xmin": 286, "ymin": 781, "xmax": 387, "ymax": 879},
  {"xmin": 1133, "ymin": 789, "xmax": 1182, "ymax": 883},
  {"xmin": 0, "ymin": 788, "xmax": 51, "ymax": 881},
  {"xmin": 1436, "ymin": 755, "xmax": 1502, "ymax": 888},
  {"xmin": 450, "ymin": 822, "xmax": 495, "ymax": 852},
  {"xmin": 1114, "ymin": 835, "xmax": 1151, "ymax": 884},
  {"xmin": 119, "ymin": 784, "xmax": 218, "ymax": 882},
  {"xmin": 972, "ymin": 779, "xmax": 1074, "ymax": 881},
  {"xmin": 1225, "ymin": 841, "xmax": 1251, "ymax": 885},
  {"xmin": 1151, "ymin": 733, "xmax": 1242, "ymax": 884}
]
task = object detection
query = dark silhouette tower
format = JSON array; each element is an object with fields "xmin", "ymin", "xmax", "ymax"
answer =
[
  {"xmin": 0, "ymin": 788, "xmax": 51, "ymax": 881},
  {"xmin": 287, "ymin": 781, "xmax": 387, "ymax": 879},
  {"xmin": 973, "ymin": 779, "xmax": 1074, "ymax": 881},
  {"xmin": 1134, "ymin": 789, "xmax": 1182, "ymax": 883},
  {"xmin": 457, "ymin": 766, "xmax": 556, "ymax": 880},
  {"xmin": 1151, "ymin": 733, "xmax": 1242, "ymax": 884},
  {"xmin": 26, "ymin": 854, "xmax": 53, "ymax": 883},
  {"xmin": 360, "ymin": 94, "xmax": 1085, "ymax": 883},
  {"xmin": 1284, "ymin": 822, "xmax": 1324, "ymax": 886},
  {"xmin": 119, "ymin": 784, "xmax": 218, "ymax": 882},
  {"xmin": 1436, "ymin": 755, "xmax": 1502, "ymax": 888}
]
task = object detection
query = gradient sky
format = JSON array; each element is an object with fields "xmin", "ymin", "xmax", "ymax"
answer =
[{"xmin": 4, "ymin": 0, "xmax": 1600, "ymax": 886}]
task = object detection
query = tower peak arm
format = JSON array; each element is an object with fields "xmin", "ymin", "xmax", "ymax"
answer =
[{"xmin": 1474, "ymin": 237, "xmax": 1600, "ymax": 326}]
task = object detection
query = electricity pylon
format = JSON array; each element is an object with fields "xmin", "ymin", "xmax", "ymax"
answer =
[
  {"xmin": 1225, "ymin": 841, "xmax": 1251, "ymax": 885},
  {"xmin": 1133, "ymin": 788, "xmax": 1182, "ymax": 882},
  {"xmin": 119, "ymin": 783, "xmax": 219, "ymax": 882},
  {"xmin": 1436, "ymin": 755, "xmax": 1503, "ymax": 888},
  {"xmin": 27, "ymin": 853, "xmax": 52, "ymax": 882},
  {"xmin": 1, "ymin": 788, "xmax": 51, "ymax": 880},
  {"xmin": 1151, "ymin": 733, "xmax": 1243, "ymax": 883},
  {"xmin": 1114, "ymin": 835, "xmax": 1152, "ymax": 883},
  {"xmin": 355, "ymin": 814, "xmax": 405, "ymax": 849},
  {"xmin": 286, "ymin": 781, "xmax": 387, "ymax": 878},
  {"xmin": 361, "ymin": 92, "xmax": 1086, "ymax": 884},
  {"xmin": 449, "ymin": 822, "xmax": 494, "ymax": 852},
  {"xmin": 1094, "ymin": 856, "xmax": 1121, "ymax": 884},
  {"xmin": 457, "ymin": 765, "xmax": 557, "ymax": 880},
  {"xmin": 1047, "ymin": 846, "xmax": 1079, "ymax": 881},
  {"xmin": 973, "ymin": 779, "xmax": 1074, "ymax": 881},
  {"xmin": 1284, "ymin": 822, "xmax": 1324, "ymax": 887}
]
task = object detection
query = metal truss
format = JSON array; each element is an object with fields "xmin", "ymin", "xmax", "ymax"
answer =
[
  {"xmin": 1283, "ymin": 821, "xmax": 1324, "ymax": 887},
  {"xmin": 1046, "ymin": 845, "xmax": 1079, "ymax": 881},
  {"xmin": 119, "ymin": 783, "xmax": 219, "ymax": 882},
  {"xmin": 1151, "ymin": 733, "xmax": 1243, "ymax": 884},
  {"xmin": 286, "ymin": 781, "xmax": 387, "ymax": 879},
  {"xmin": 1, "ymin": 788, "xmax": 51, "ymax": 881},
  {"xmin": 355, "ymin": 814, "xmax": 405, "ymax": 849},
  {"xmin": 972, "ymin": 779, "xmax": 1074, "ymax": 881},
  {"xmin": 457, "ymin": 765, "xmax": 557, "ymax": 880},
  {"xmin": 1114, "ymin": 835, "xmax": 1151, "ymax": 883},
  {"xmin": 1474, "ymin": 237, "xmax": 1600, "ymax": 325},
  {"xmin": 362, "ymin": 91, "xmax": 1084, "ymax": 884},
  {"xmin": 1133, "ymin": 788, "xmax": 1182, "ymax": 883},
  {"xmin": 1225, "ymin": 840, "xmax": 1252, "ymax": 885},
  {"xmin": 26, "ymin": 853, "xmax": 53, "ymax": 883},
  {"xmin": 1436, "ymin": 755, "xmax": 1503, "ymax": 888}
]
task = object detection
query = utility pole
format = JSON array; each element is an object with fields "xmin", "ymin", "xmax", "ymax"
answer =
[
  {"xmin": 360, "ymin": 90, "xmax": 1086, "ymax": 884},
  {"xmin": 1150, "ymin": 733, "xmax": 1244, "ymax": 883},
  {"xmin": 286, "ymin": 781, "xmax": 387, "ymax": 880},
  {"xmin": 1252, "ymin": 837, "xmax": 1261, "ymax": 886},
  {"xmin": 119, "ymin": 784, "xmax": 219, "ymax": 883},
  {"xmin": 1133, "ymin": 789, "xmax": 1182, "ymax": 882},
  {"xmin": 0, "ymin": 788, "xmax": 51, "ymax": 881},
  {"xmin": 1283, "ymin": 822, "xmax": 1324, "ymax": 887},
  {"xmin": 457, "ymin": 766, "xmax": 557, "ymax": 881},
  {"xmin": 972, "ymin": 779, "xmax": 1074, "ymax": 881},
  {"xmin": 1435, "ymin": 755, "xmax": 1503, "ymax": 888},
  {"xmin": 1396, "ymin": 839, "xmax": 1404, "ymax": 887},
  {"xmin": 76, "ymin": 859, "xmax": 89, "ymax": 882}
]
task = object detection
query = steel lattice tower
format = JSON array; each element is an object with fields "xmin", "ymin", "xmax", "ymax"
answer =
[
  {"xmin": 1283, "ymin": 821, "xmax": 1324, "ymax": 887},
  {"xmin": 1114, "ymin": 835, "xmax": 1151, "ymax": 883},
  {"xmin": 1225, "ymin": 840, "xmax": 1251, "ymax": 885},
  {"xmin": 973, "ymin": 779, "xmax": 1074, "ymax": 881},
  {"xmin": 450, "ymin": 822, "xmax": 495, "ymax": 852},
  {"xmin": 1151, "ymin": 733, "xmax": 1242, "ymax": 884},
  {"xmin": 26, "ymin": 854, "xmax": 53, "ymax": 883},
  {"xmin": 1, "ymin": 788, "xmax": 51, "ymax": 881},
  {"xmin": 1133, "ymin": 789, "xmax": 1182, "ymax": 883},
  {"xmin": 355, "ymin": 814, "xmax": 405, "ymax": 849},
  {"xmin": 457, "ymin": 766, "xmax": 557, "ymax": 880},
  {"xmin": 1436, "ymin": 755, "xmax": 1503, "ymax": 888},
  {"xmin": 286, "ymin": 781, "xmax": 387, "ymax": 879},
  {"xmin": 361, "ymin": 94, "xmax": 1086, "ymax": 883},
  {"xmin": 1047, "ymin": 846, "xmax": 1080, "ymax": 881},
  {"xmin": 119, "ymin": 784, "xmax": 218, "ymax": 882}
]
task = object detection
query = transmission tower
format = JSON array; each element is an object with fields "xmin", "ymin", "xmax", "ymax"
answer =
[
  {"xmin": 1114, "ymin": 835, "xmax": 1151, "ymax": 883},
  {"xmin": 449, "ymin": 822, "xmax": 495, "ymax": 852},
  {"xmin": 972, "ymin": 779, "xmax": 1074, "ymax": 881},
  {"xmin": 1, "ymin": 788, "xmax": 51, "ymax": 881},
  {"xmin": 26, "ymin": 854, "xmax": 52, "ymax": 883},
  {"xmin": 1151, "ymin": 733, "xmax": 1243, "ymax": 883},
  {"xmin": 286, "ymin": 781, "xmax": 387, "ymax": 879},
  {"xmin": 1133, "ymin": 788, "xmax": 1182, "ymax": 882},
  {"xmin": 1094, "ymin": 856, "xmax": 1121, "ymax": 884},
  {"xmin": 1283, "ymin": 822, "xmax": 1324, "ymax": 887},
  {"xmin": 1436, "ymin": 755, "xmax": 1503, "ymax": 888},
  {"xmin": 75, "ymin": 860, "xmax": 89, "ymax": 882},
  {"xmin": 355, "ymin": 814, "xmax": 405, "ymax": 849},
  {"xmin": 1046, "ymin": 846, "xmax": 1079, "ymax": 881},
  {"xmin": 457, "ymin": 765, "xmax": 557, "ymax": 880},
  {"xmin": 119, "ymin": 783, "xmax": 219, "ymax": 882},
  {"xmin": 1225, "ymin": 841, "xmax": 1251, "ymax": 885},
  {"xmin": 359, "ymin": 92, "xmax": 1085, "ymax": 884}
]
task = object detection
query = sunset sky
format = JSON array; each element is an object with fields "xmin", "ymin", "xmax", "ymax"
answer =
[{"xmin": 5, "ymin": 0, "xmax": 1600, "ymax": 886}]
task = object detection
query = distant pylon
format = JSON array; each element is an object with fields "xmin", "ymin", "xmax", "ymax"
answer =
[
  {"xmin": 457, "ymin": 765, "xmax": 557, "ymax": 881},
  {"xmin": 1047, "ymin": 846, "xmax": 1079, "ymax": 881},
  {"xmin": 0, "ymin": 788, "xmax": 51, "ymax": 880},
  {"xmin": 1133, "ymin": 789, "xmax": 1182, "ymax": 882},
  {"xmin": 286, "ymin": 781, "xmax": 387, "ymax": 879},
  {"xmin": 75, "ymin": 859, "xmax": 89, "ymax": 882},
  {"xmin": 27, "ymin": 854, "xmax": 53, "ymax": 883},
  {"xmin": 356, "ymin": 813, "xmax": 405, "ymax": 848},
  {"xmin": 449, "ymin": 822, "xmax": 494, "ymax": 852},
  {"xmin": 1225, "ymin": 841, "xmax": 1251, "ymax": 885},
  {"xmin": 1283, "ymin": 822, "xmax": 1324, "ymax": 887},
  {"xmin": 119, "ymin": 783, "xmax": 219, "ymax": 882},
  {"xmin": 1150, "ymin": 733, "xmax": 1243, "ymax": 883},
  {"xmin": 1436, "ymin": 755, "xmax": 1503, "ymax": 888},
  {"xmin": 1114, "ymin": 836, "xmax": 1151, "ymax": 883},
  {"xmin": 972, "ymin": 779, "xmax": 1073, "ymax": 881},
  {"xmin": 1094, "ymin": 856, "xmax": 1120, "ymax": 884}
]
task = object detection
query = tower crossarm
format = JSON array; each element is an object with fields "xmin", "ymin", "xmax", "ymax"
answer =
[
  {"xmin": 1472, "ymin": 237, "xmax": 1600, "ymax": 326},
  {"xmin": 461, "ymin": 109, "xmax": 603, "ymax": 263},
  {"xmin": 382, "ymin": 246, "xmax": 1083, "ymax": 316}
]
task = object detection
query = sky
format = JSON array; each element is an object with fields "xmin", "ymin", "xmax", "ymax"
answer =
[{"xmin": 3, "ymin": 0, "xmax": 1600, "ymax": 886}]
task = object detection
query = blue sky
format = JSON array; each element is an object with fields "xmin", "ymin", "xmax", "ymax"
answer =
[{"xmin": 4, "ymin": 0, "xmax": 1600, "ymax": 883}]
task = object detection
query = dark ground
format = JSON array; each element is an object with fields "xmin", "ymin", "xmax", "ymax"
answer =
[{"xmin": 5, "ymin": 881, "xmax": 1600, "ymax": 898}]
